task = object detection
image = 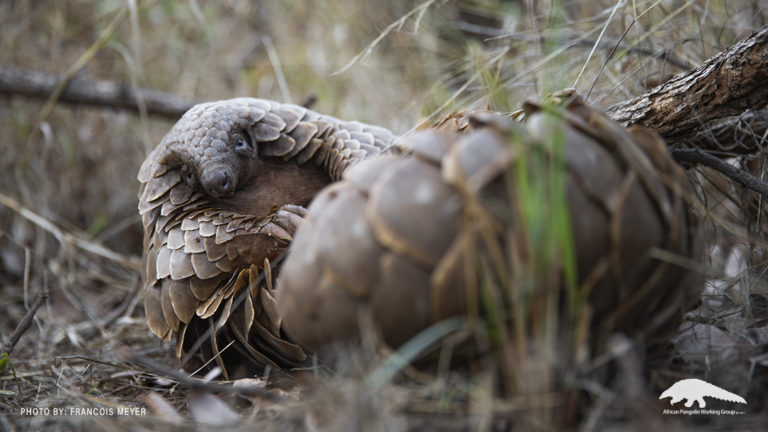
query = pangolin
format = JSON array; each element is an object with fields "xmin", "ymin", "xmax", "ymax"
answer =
[
  {"xmin": 138, "ymin": 97, "xmax": 396, "ymax": 376},
  {"xmin": 275, "ymin": 94, "xmax": 703, "ymax": 355}
]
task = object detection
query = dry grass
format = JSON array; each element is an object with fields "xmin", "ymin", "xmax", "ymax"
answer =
[{"xmin": 1, "ymin": 0, "xmax": 767, "ymax": 430}]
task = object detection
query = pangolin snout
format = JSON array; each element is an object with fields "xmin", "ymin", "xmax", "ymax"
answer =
[{"xmin": 201, "ymin": 166, "xmax": 237, "ymax": 198}]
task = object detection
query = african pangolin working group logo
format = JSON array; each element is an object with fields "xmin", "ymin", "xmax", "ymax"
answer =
[{"xmin": 659, "ymin": 378, "xmax": 746, "ymax": 411}]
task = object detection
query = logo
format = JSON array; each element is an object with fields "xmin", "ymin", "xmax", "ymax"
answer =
[{"xmin": 659, "ymin": 378, "xmax": 746, "ymax": 415}]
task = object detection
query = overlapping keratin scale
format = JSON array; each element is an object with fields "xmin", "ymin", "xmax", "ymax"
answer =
[{"xmin": 276, "ymin": 96, "xmax": 702, "ymax": 355}]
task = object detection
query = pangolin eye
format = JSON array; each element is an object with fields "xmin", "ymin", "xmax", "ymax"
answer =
[{"xmin": 233, "ymin": 134, "xmax": 254, "ymax": 156}]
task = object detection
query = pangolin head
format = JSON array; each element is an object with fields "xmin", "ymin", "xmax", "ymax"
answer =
[{"xmin": 139, "ymin": 98, "xmax": 265, "ymax": 199}]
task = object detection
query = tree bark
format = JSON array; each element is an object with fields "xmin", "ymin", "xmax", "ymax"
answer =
[{"xmin": 606, "ymin": 25, "xmax": 768, "ymax": 155}]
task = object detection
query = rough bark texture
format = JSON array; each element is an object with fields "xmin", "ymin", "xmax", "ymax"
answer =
[
  {"xmin": 606, "ymin": 25, "xmax": 768, "ymax": 154},
  {"xmin": 0, "ymin": 65, "xmax": 195, "ymax": 118}
]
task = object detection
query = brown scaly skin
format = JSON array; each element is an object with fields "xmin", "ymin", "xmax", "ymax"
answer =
[
  {"xmin": 138, "ymin": 98, "xmax": 396, "ymax": 376},
  {"xmin": 139, "ymin": 95, "xmax": 703, "ymax": 387},
  {"xmin": 276, "ymin": 95, "xmax": 703, "ymax": 362}
]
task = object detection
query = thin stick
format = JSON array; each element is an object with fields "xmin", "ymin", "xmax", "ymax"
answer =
[
  {"xmin": 671, "ymin": 149, "xmax": 768, "ymax": 198},
  {"xmin": 125, "ymin": 353, "xmax": 283, "ymax": 401},
  {"xmin": 2, "ymin": 291, "xmax": 47, "ymax": 355}
]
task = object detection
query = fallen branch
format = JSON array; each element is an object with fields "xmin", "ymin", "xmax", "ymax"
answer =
[
  {"xmin": 606, "ymin": 25, "xmax": 768, "ymax": 154},
  {"xmin": 124, "ymin": 353, "xmax": 284, "ymax": 402},
  {"xmin": 0, "ymin": 65, "xmax": 195, "ymax": 119},
  {"xmin": 671, "ymin": 148, "xmax": 768, "ymax": 198}
]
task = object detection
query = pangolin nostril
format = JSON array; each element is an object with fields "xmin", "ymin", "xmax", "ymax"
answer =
[{"xmin": 201, "ymin": 168, "xmax": 234, "ymax": 198}]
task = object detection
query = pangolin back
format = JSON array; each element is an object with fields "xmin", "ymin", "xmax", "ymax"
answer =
[{"xmin": 275, "ymin": 95, "xmax": 703, "ymax": 356}]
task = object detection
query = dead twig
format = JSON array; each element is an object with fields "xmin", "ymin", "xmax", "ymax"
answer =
[
  {"xmin": 671, "ymin": 148, "xmax": 768, "ymax": 198},
  {"xmin": 124, "ymin": 353, "xmax": 284, "ymax": 402},
  {"xmin": 2, "ymin": 290, "xmax": 47, "ymax": 356}
]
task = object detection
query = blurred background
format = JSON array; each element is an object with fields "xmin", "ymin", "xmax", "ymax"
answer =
[{"xmin": 0, "ymin": 0, "xmax": 766, "ymax": 428}]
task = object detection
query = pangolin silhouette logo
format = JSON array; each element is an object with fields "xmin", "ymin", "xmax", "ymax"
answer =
[{"xmin": 659, "ymin": 379, "xmax": 746, "ymax": 408}]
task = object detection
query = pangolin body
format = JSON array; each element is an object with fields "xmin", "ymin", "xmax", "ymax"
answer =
[
  {"xmin": 138, "ymin": 98, "xmax": 396, "ymax": 375},
  {"xmin": 275, "ymin": 95, "xmax": 703, "ymax": 355}
]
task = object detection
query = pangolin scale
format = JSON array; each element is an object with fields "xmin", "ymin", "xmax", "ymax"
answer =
[{"xmin": 275, "ymin": 95, "xmax": 703, "ymax": 355}]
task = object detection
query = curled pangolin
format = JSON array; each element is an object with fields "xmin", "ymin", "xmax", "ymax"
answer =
[
  {"xmin": 138, "ymin": 98, "xmax": 395, "ymax": 375},
  {"xmin": 275, "ymin": 95, "xmax": 703, "ymax": 356},
  {"xmin": 140, "ymin": 94, "xmax": 703, "ymax": 377}
]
